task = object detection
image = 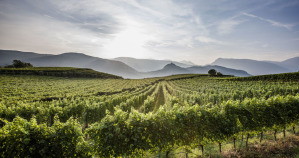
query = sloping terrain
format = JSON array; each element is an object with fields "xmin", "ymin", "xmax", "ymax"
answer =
[
  {"xmin": 114, "ymin": 57, "xmax": 195, "ymax": 72},
  {"xmin": 0, "ymin": 67, "xmax": 123, "ymax": 79},
  {"xmin": 0, "ymin": 50, "xmax": 139, "ymax": 78},
  {"xmin": 212, "ymin": 58, "xmax": 295, "ymax": 75}
]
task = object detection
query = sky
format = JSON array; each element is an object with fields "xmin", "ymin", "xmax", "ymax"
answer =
[{"xmin": 0, "ymin": 0, "xmax": 299, "ymax": 65}]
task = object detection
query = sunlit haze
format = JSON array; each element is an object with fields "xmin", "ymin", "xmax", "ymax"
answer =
[{"xmin": 0, "ymin": 0, "xmax": 299, "ymax": 65}]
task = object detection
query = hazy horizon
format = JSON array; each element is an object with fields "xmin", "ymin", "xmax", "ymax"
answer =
[{"xmin": 1, "ymin": 0, "xmax": 299, "ymax": 65}]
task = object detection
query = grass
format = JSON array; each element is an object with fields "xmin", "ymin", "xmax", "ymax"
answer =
[
  {"xmin": 221, "ymin": 135, "xmax": 299, "ymax": 158},
  {"xmin": 149, "ymin": 126, "xmax": 299, "ymax": 158}
]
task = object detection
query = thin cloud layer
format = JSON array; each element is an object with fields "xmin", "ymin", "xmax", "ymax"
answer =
[{"xmin": 0, "ymin": 0, "xmax": 298, "ymax": 64}]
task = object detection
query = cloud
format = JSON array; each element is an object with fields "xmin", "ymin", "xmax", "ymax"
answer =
[
  {"xmin": 217, "ymin": 18, "xmax": 245, "ymax": 35},
  {"xmin": 0, "ymin": 0, "xmax": 298, "ymax": 64},
  {"xmin": 242, "ymin": 12, "xmax": 295, "ymax": 30},
  {"xmin": 195, "ymin": 36, "xmax": 226, "ymax": 45}
]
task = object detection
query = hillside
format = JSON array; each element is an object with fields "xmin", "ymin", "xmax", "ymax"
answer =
[
  {"xmin": 0, "ymin": 50, "xmax": 139, "ymax": 78},
  {"xmin": 212, "ymin": 58, "xmax": 295, "ymax": 75},
  {"xmin": 187, "ymin": 65, "xmax": 251, "ymax": 77},
  {"xmin": 0, "ymin": 50, "xmax": 49, "ymax": 65},
  {"xmin": 114, "ymin": 57, "xmax": 195, "ymax": 72},
  {"xmin": 0, "ymin": 67, "xmax": 123, "ymax": 79},
  {"xmin": 228, "ymin": 71, "xmax": 299, "ymax": 81},
  {"xmin": 143, "ymin": 63, "xmax": 191, "ymax": 77},
  {"xmin": 142, "ymin": 63, "xmax": 251, "ymax": 78},
  {"xmin": 280, "ymin": 57, "xmax": 299, "ymax": 72}
]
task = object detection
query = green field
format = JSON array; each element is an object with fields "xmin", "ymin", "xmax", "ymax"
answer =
[
  {"xmin": 0, "ymin": 72, "xmax": 299, "ymax": 157},
  {"xmin": 0, "ymin": 67, "xmax": 123, "ymax": 79}
]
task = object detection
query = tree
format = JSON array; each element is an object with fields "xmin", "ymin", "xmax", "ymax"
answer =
[
  {"xmin": 216, "ymin": 72, "xmax": 223, "ymax": 76},
  {"xmin": 13, "ymin": 60, "xmax": 33, "ymax": 68},
  {"xmin": 5, "ymin": 60, "xmax": 33, "ymax": 68},
  {"xmin": 208, "ymin": 69, "xmax": 217, "ymax": 76}
]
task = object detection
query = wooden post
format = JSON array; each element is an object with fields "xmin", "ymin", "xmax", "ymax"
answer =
[
  {"xmin": 293, "ymin": 126, "xmax": 296, "ymax": 134},
  {"xmin": 240, "ymin": 134, "xmax": 244, "ymax": 148},
  {"xmin": 219, "ymin": 143, "xmax": 222, "ymax": 153},
  {"xmin": 260, "ymin": 131, "xmax": 263, "ymax": 143},
  {"xmin": 166, "ymin": 150, "xmax": 170, "ymax": 158},
  {"xmin": 274, "ymin": 130, "xmax": 277, "ymax": 141},
  {"xmin": 246, "ymin": 133, "xmax": 250, "ymax": 148},
  {"xmin": 233, "ymin": 137, "xmax": 236, "ymax": 148},
  {"xmin": 200, "ymin": 144, "xmax": 204, "ymax": 155}
]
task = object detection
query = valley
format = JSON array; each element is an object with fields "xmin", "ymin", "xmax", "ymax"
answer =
[{"xmin": 0, "ymin": 72, "xmax": 298, "ymax": 157}]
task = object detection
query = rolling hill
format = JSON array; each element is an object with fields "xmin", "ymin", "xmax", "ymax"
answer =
[
  {"xmin": 211, "ymin": 58, "xmax": 293, "ymax": 75},
  {"xmin": 113, "ymin": 57, "xmax": 195, "ymax": 72},
  {"xmin": 0, "ymin": 50, "xmax": 139, "ymax": 78},
  {"xmin": 278, "ymin": 57, "xmax": 299, "ymax": 72},
  {"xmin": 0, "ymin": 67, "xmax": 123, "ymax": 79},
  {"xmin": 142, "ymin": 63, "xmax": 251, "ymax": 78},
  {"xmin": 0, "ymin": 49, "xmax": 252, "ymax": 78},
  {"xmin": 187, "ymin": 65, "xmax": 250, "ymax": 77}
]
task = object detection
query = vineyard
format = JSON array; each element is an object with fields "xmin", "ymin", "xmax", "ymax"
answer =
[{"xmin": 0, "ymin": 72, "xmax": 299, "ymax": 157}]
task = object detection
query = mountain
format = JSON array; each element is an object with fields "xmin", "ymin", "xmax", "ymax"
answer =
[
  {"xmin": 187, "ymin": 65, "xmax": 251, "ymax": 77},
  {"xmin": 279, "ymin": 57, "xmax": 299, "ymax": 72},
  {"xmin": 0, "ymin": 49, "xmax": 252, "ymax": 78},
  {"xmin": 180, "ymin": 60, "xmax": 196, "ymax": 66},
  {"xmin": 142, "ymin": 63, "xmax": 251, "ymax": 78},
  {"xmin": 143, "ymin": 63, "xmax": 192, "ymax": 77},
  {"xmin": 211, "ymin": 58, "xmax": 292, "ymax": 75},
  {"xmin": 113, "ymin": 57, "xmax": 195, "ymax": 72},
  {"xmin": 0, "ymin": 50, "xmax": 49, "ymax": 65},
  {"xmin": 0, "ymin": 50, "xmax": 139, "ymax": 78}
]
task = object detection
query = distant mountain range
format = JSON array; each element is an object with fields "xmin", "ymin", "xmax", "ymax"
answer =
[
  {"xmin": 143, "ymin": 63, "xmax": 250, "ymax": 78},
  {"xmin": 114, "ymin": 57, "xmax": 194, "ymax": 72},
  {"xmin": 0, "ymin": 50, "xmax": 139, "ymax": 78},
  {"xmin": 1, "ymin": 49, "xmax": 297, "ymax": 78},
  {"xmin": 212, "ymin": 57, "xmax": 299, "ymax": 75}
]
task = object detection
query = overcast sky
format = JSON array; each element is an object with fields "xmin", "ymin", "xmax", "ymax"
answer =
[{"xmin": 0, "ymin": 0, "xmax": 299, "ymax": 65}]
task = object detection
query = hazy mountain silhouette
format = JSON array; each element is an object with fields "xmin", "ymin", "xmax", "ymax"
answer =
[
  {"xmin": 114, "ymin": 57, "xmax": 194, "ymax": 72},
  {"xmin": 142, "ymin": 63, "xmax": 251, "ymax": 78},
  {"xmin": 211, "ymin": 58, "xmax": 293, "ymax": 75},
  {"xmin": 279, "ymin": 57, "xmax": 299, "ymax": 72},
  {"xmin": 180, "ymin": 60, "xmax": 196, "ymax": 66},
  {"xmin": 2, "ymin": 49, "xmax": 283, "ymax": 78},
  {"xmin": 143, "ymin": 63, "xmax": 191, "ymax": 77},
  {"xmin": 0, "ymin": 50, "xmax": 49, "ymax": 65},
  {"xmin": 0, "ymin": 50, "xmax": 139, "ymax": 78},
  {"xmin": 187, "ymin": 65, "xmax": 251, "ymax": 77}
]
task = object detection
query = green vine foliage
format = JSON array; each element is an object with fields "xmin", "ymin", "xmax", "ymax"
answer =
[
  {"xmin": 0, "ymin": 74, "xmax": 299, "ymax": 157},
  {"xmin": 0, "ymin": 116, "xmax": 91, "ymax": 158}
]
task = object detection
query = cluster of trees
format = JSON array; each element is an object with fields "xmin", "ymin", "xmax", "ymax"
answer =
[
  {"xmin": 208, "ymin": 69, "xmax": 223, "ymax": 76},
  {"xmin": 4, "ymin": 60, "xmax": 33, "ymax": 68}
]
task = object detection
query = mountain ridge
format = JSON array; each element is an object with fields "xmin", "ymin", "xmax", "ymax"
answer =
[
  {"xmin": 0, "ymin": 50, "xmax": 139, "ymax": 78},
  {"xmin": 142, "ymin": 63, "xmax": 251, "ymax": 78},
  {"xmin": 211, "ymin": 57, "xmax": 297, "ymax": 75},
  {"xmin": 0, "ymin": 49, "xmax": 275, "ymax": 78},
  {"xmin": 114, "ymin": 57, "xmax": 194, "ymax": 72}
]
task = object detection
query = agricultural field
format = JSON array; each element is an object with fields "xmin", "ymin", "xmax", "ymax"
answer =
[{"xmin": 0, "ymin": 72, "xmax": 299, "ymax": 157}]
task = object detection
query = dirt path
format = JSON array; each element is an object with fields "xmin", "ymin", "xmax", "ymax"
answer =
[{"xmin": 153, "ymin": 84, "xmax": 165, "ymax": 112}]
